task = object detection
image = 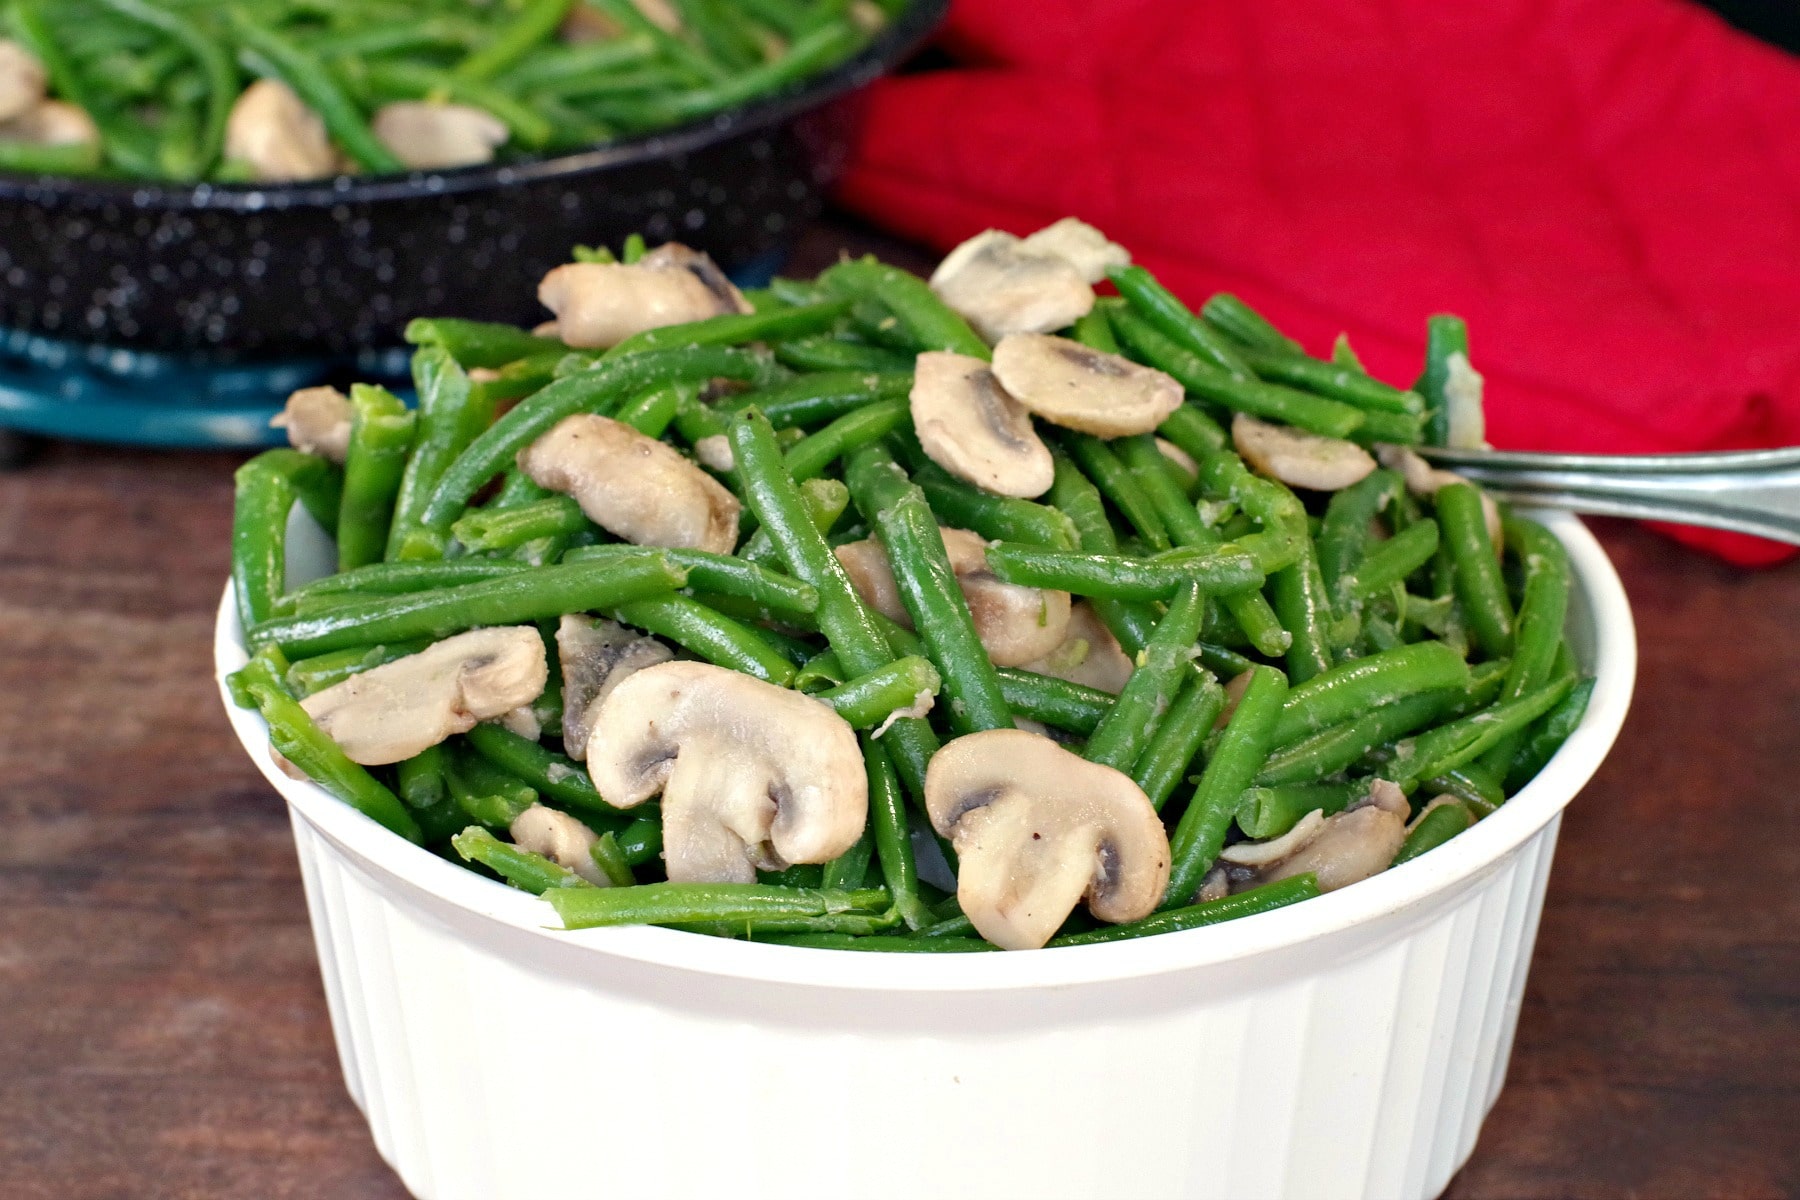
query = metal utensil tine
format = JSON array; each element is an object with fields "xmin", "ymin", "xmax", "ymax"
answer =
[
  {"xmin": 1420, "ymin": 446, "xmax": 1800, "ymax": 476},
  {"xmin": 1475, "ymin": 485, "xmax": 1800, "ymax": 544}
]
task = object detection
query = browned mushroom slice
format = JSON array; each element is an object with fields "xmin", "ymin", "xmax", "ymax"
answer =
[
  {"xmin": 1018, "ymin": 217, "xmax": 1130, "ymax": 284},
  {"xmin": 929, "ymin": 230, "xmax": 1096, "ymax": 343},
  {"xmin": 1232, "ymin": 413, "xmax": 1377, "ymax": 492},
  {"xmin": 910, "ymin": 351, "xmax": 1053, "ymax": 499},
  {"xmin": 0, "ymin": 40, "xmax": 46, "ymax": 123},
  {"xmin": 584, "ymin": 662, "xmax": 867, "ymax": 883},
  {"xmin": 270, "ymin": 385, "xmax": 354, "ymax": 464},
  {"xmin": 225, "ymin": 79, "xmax": 337, "ymax": 181},
  {"xmin": 510, "ymin": 803, "xmax": 609, "ymax": 885},
  {"xmin": 372, "ymin": 101, "xmax": 508, "ymax": 169},
  {"xmin": 537, "ymin": 241, "xmax": 748, "ymax": 350},
  {"xmin": 925, "ymin": 728, "xmax": 1171, "ymax": 950},
  {"xmin": 555, "ymin": 615, "xmax": 673, "ymax": 761},
  {"xmin": 638, "ymin": 242, "xmax": 753, "ymax": 316},
  {"xmin": 518, "ymin": 413, "xmax": 740, "ymax": 554},
  {"xmin": 990, "ymin": 333, "xmax": 1184, "ymax": 437},
  {"xmin": 300, "ymin": 627, "xmax": 548, "ymax": 765},
  {"xmin": 834, "ymin": 528, "xmax": 1071, "ymax": 667},
  {"xmin": 1019, "ymin": 601, "xmax": 1135, "ymax": 694}
]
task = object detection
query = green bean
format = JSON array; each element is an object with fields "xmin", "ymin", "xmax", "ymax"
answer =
[
  {"xmin": 454, "ymin": 496, "xmax": 589, "ymax": 553},
  {"xmin": 605, "ymin": 299, "xmax": 850, "ymax": 359},
  {"xmin": 421, "ymin": 345, "xmax": 772, "ymax": 534},
  {"xmin": 545, "ymin": 881, "xmax": 891, "ymax": 929},
  {"xmin": 452, "ymin": 826, "xmax": 590, "ymax": 894},
  {"xmin": 444, "ymin": 744, "xmax": 539, "ymax": 829},
  {"xmin": 717, "ymin": 370, "xmax": 913, "ymax": 429},
  {"xmin": 1316, "ymin": 469, "xmax": 1400, "ymax": 594},
  {"xmin": 814, "ymin": 657, "xmax": 941, "ymax": 729},
  {"xmin": 396, "ymin": 744, "xmax": 449, "ymax": 809},
  {"xmin": 670, "ymin": 0, "xmax": 760, "ymax": 72},
  {"xmin": 774, "ymin": 335, "xmax": 913, "ymax": 375},
  {"xmin": 404, "ymin": 318, "xmax": 564, "ymax": 370},
  {"xmin": 610, "ymin": 595, "xmax": 797, "ymax": 686},
  {"xmin": 1256, "ymin": 687, "xmax": 1460, "ymax": 787},
  {"xmin": 1477, "ymin": 516, "xmax": 1572, "ymax": 775},
  {"xmin": 1338, "ymin": 518, "xmax": 1440, "ymax": 602},
  {"xmin": 231, "ymin": 450, "xmax": 308, "ymax": 631},
  {"xmin": 0, "ymin": 141, "xmax": 102, "ymax": 174},
  {"xmin": 1504, "ymin": 676, "xmax": 1595, "ymax": 792},
  {"xmin": 1199, "ymin": 293, "xmax": 1303, "ymax": 355},
  {"xmin": 281, "ymin": 560, "xmax": 529, "ymax": 608},
  {"xmin": 93, "ymin": 0, "xmax": 234, "ymax": 179},
  {"xmin": 1156, "ymin": 404, "xmax": 1230, "ymax": 465},
  {"xmin": 1349, "ymin": 408, "xmax": 1426, "ymax": 447},
  {"xmin": 819, "ymin": 256, "xmax": 989, "ymax": 359},
  {"xmin": 1390, "ymin": 801, "xmax": 1473, "ymax": 867},
  {"xmin": 762, "ymin": 933, "xmax": 995, "ymax": 952},
  {"xmin": 984, "ymin": 543, "xmax": 1263, "ymax": 601},
  {"xmin": 228, "ymin": 649, "xmax": 422, "ymax": 843},
  {"xmin": 613, "ymin": 381, "xmax": 693, "ymax": 439},
  {"xmin": 249, "ymin": 553, "xmax": 686, "ymax": 656},
  {"xmin": 1235, "ymin": 345, "xmax": 1424, "ymax": 415},
  {"xmin": 859, "ymin": 735, "xmax": 930, "ymax": 930},
  {"xmin": 566, "ymin": 545, "xmax": 815, "ymax": 613},
  {"xmin": 655, "ymin": 20, "xmax": 864, "ymax": 122},
  {"xmin": 589, "ymin": 832, "xmax": 636, "ymax": 888},
  {"xmin": 740, "ymin": 477, "xmax": 847, "ymax": 566},
  {"xmin": 845, "ymin": 445, "xmax": 1012, "ymax": 734},
  {"xmin": 910, "ymin": 462, "xmax": 1078, "ymax": 549},
  {"xmin": 1272, "ymin": 642, "xmax": 1472, "ymax": 747},
  {"xmin": 1132, "ymin": 670, "xmax": 1227, "ymax": 811},
  {"xmin": 1416, "ymin": 314, "xmax": 1470, "ymax": 447},
  {"xmin": 1266, "ymin": 531, "xmax": 1335, "ymax": 683},
  {"xmin": 1052, "ymin": 874, "xmax": 1321, "ymax": 946},
  {"xmin": 454, "ymin": 0, "xmax": 572, "ymax": 81},
  {"xmin": 1164, "ymin": 663, "xmax": 1289, "ymax": 904},
  {"xmin": 387, "ymin": 347, "xmax": 492, "ymax": 561},
  {"xmin": 1085, "ymin": 582, "xmax": 1207, "ymax": 772},
  {"xmin": 1436, "ymin": 482, "xmax": 1514, "ymax": 659},
  {"xmin": 1424, "ymin": 764, "xmax": 1504, "ymax": 812},
  {"xmin": 228, "ymin": 7, "xmax": 403, "ymax": 174},
  {"xmin": 994, "ymin": 669, "xmax": 1112, "ymax": 735},
  {"xmin": 1108, "ymin": 265, "xmax": 1253, "ymax": 380},
  {"xmin": 335, "ymin": 385, "xmax": 414, "ymax": 572},
  {"xmin": 1066, "ymin": 434, "xmax": 1170, "ymax": 549},
  {"xmin": 615, "ymin": 814, "xmax": 665, "ymax": 867},
  {"xmin": 1069, "ymin": 306, "xmax": 1120, "ymax": 353},
  {"xmin": 1235, "ymin": 781, "xmax": 1368, "ymax": 840},
  {"xmin": 463, "ymin": 724, "xmax": 626, "ymax": 819},
  {"xmin": 283, "ymin": 638, "xmax": 430, "ymax": 696},
  {"xmin": 1388, "ymin": 676, "xmax": 1576, "ymax": 788},
  {"xmin": 1042, "ymin": 450, "xmax": 1164, "ymax": 656},
  {"xmin": 784, "ymin": 397, "xmax": 910, "ymax": 483}
]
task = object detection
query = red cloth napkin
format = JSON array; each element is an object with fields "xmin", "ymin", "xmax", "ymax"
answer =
[{"xmin": 838, "ymin": 0, "xmax": 1800, "ymax": 565}]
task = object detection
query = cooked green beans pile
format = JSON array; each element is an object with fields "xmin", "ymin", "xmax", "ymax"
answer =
[
  {"xmin": 227, "ymin": 220, "xmax": 1595, "ymax": 953},
  {"xmin": 0, "ymin": 0, "xmax": 897, "ymax": 181}
]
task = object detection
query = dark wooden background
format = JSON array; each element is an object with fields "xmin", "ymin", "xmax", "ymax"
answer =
[{"xmin": 1, "ymin": 221, "xmax": 1795, "ymax": 1199}]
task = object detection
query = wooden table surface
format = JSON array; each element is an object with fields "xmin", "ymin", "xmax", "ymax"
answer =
[{"xmin": 1, "ymin": 223, "xmax": 1796, "ymax": 1199}]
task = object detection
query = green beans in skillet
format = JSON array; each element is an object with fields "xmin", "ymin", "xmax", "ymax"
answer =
[{"xmin": 229, "ymin": 221, "xmax": 1600, "ymax": 952}]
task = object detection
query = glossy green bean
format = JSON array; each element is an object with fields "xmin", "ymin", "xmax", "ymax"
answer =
[
  {"xmin": 1266, "ymin": 531, "xmax": 1335, "ymax": 683},
  {"xmin": 1388, "ymin": 676, "xmax": 1576, "ymax": 788},
  {"xmin": 784, "ymin": 397, "xmax": 910, "ymax": 483},
  {"xmin": 611, "ymin": 595, "xmax": 797, "ymax": 686},
  {"xmin": 1052, "ymin": 874, "xmax": 1320, "ymax": 946},
  {"xmin": 819, "ymin": 256, "xmax": 989, "ymax": 358},
  {"xmin": 231, "ymin": 450, "xmax": 306, "ymax": 631},
  {"xmin": 444, "ymin": 745, "xmax": 539, "ymax": 829},
  {"xmin": 565, "ymin": 544, "xmax": 818, "ymax": 613},
  {"xmin": 718, "ymin": 371, "xmax": 914, "ymax": 429},
  {"xmin": 335, "ymin": 385, "xmax": 414, "ymax": 571},
  {"xmin": 615, "ymin": 381, "xmax": 696, "ymax": 438},
  {"xmin": 463, "ymin": 723, "xmax": 626, "ymax": 819},
  {"xmin": 813, "ymin": 656, "xmax": 941, "ymax": 729},
  {"xmin": 1272, "ymin": 641, "xmax": 1472, "ymax": 746},
  {"xmin": 1316, "ymin": 469, "xmax": 1401, "ymax": 594},
  {"xmin": 910, "ymin": 462, "xmax": 1078, "ymax": 549},
  {"xmin": 1199, "ymin": 293, "xmax": 1303, "ymax": 355},
  {"xmin": 740, "ymin": 476, "xmax": 847, "ymax": 566},
  {"xmin": 774, "ymin": 335, "xmax": 914, "ymax": 374},
  {"xmin": 94, "ymin": 0, "xmax": 233, "ymax": 179},
  {"xmin": 1235, "ymin": 345, "xmax": 1424, "ymax": 415},
  {"xmin": 860, "ymin": 734, "xmax": 930, "ymax": 930},
  {"xmin": 453, "ymin": 497, "xmax": 588, "ymax": 553},
  {"xmin": 404, "ymin": 318, "xmax": 564, "ymax": 370},
  {"xmin": 1108, "ymin": 264, "xmax": 1253, "ymax": 380},
  {"xmin": 1416, "ymin": 314, "xmax": 1469, "ymax": 447},
  {"xmin": 452, "ymin": 826, "xmax": 589, "ymax": 893},
  {"xmin": 995, "ymin": 668, "xmax": 1112, "ymax": 735},
  {"xmin": 1504, "ymin": 676, "xmax": 1594, "ymax": 792},
  {"xmin": 1066, "ymin": 434, "xmax": 1170, "ymax": 550},
  {"xmin": 454, "ymin": 0, "xmax": 572, "ymax": 80},
  {"xmin": 1339, "ymin": 518, "xmax": 1440, "ymax": 601},
  {"xmin": 1132, "ymin": 669, "xmax": 1227, "ymax": 811},
  {"xmin": 228, "ymin": 7, "xmax": 403, "ymax": 174},
  {"xmin": 984, "ymin": 543, "xmax": 1264, "ymax": 600},
  {"xmin": 546, "ymin": 881, "xmax": 891, "ymax": 929},
  {"xmin": 1390, "ymin": 801, "xmax": 1473, "ymax": 867},
  {"xmin": 1085, "ymin": 582, "xmax": 1207, "ymax": 772},
  {"xmin": 1235, "ymin": 781, "xmax": 1368, "ymax": 840},
  {"xmin": 1437, "ymin": 482, "xmax": 1514, "ymax": 658},
  {"xmin": 605, "ymin": 299, "xmax": 850, "ymax": 359},
  {"xmin": 1478, "ymin": 516, "xmax": 1572, "ymax": 775},
  {"xmin": 282, "ymin": 560, "xmax": 528, "ymax": 607},
  {"xmin": 283, "ymin": 638, "xmax": 430, "ymax": 696},
  {"xmin": 1255, "ymin": 688, "xmax": 1461, "ymax": 787}
]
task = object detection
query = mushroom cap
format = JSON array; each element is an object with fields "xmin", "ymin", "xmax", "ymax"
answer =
[
  {"xmin": 929, "ymin": 230, "xmax": 1096, "ymax": 343},
  {"xmin": 990, "ymin": 333, "xmax": 1185, "ymax": 438},
  {"xmin": 1263, "ymin": 805, "xmax": 1407, "ymax": 893},
  {"xmin": 555, "ymin": 614, "xmax": 673, "ymax": 761},
  {"xmin": 510, "ymin": 803, "xmax": 607, "ymax": 886},
  {"xmin": 0, "ymin": 100, "xmax": 95, "ymax": 147},
  {"xmin": 1019, "ymin": 600, "xmax": 1135, "ymax": 694},
  {"xmin": 585, "ymin": 661, "xmax": 867, "ymax": 883},
  {"xmin": 538, "ymin": 243, "xmax": 748, "ymax": 350},
  {"xmin": 300, "ymin": 627, "xmax": 548, "ymax": 765},
  {"xmin": 225, "ymin": 78, "xmax": 337, "ymax": 182},
  {"xmin": 518, "ymin": 413, "xmax": 740, "ymax": 555},
  {"xmin": 270, "ymin": 385, "xmax": 353, "ymax": 464},
  {"xmin": 833, "ymin": 527, "xmax": 1071, "ymax": 667},
  {"xmin": 372, "ymin": 101, "xmax": 508, "ymax": 169},
  {"xmin": 910, "ymin": 351, "xmax": 1053, "ymax": 499},
  {"xmin": 1018, "ymin": 218, "xmax": 1131, "ymax": 285},
  {"xmin": 925, "ymin": 728, "xmax": 1171, "ymax": 950},
  {"xmin": 1231, "ymin": 413, "xmax": 1377, "ymax": 492},
  {"xmin": 0, "ymin": 39, "xmax": 46, "ymax": 123}
]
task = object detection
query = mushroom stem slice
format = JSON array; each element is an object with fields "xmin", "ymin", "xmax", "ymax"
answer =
[
  {"xmin": 1261, "ymin": 805, "xmax": 1408, "ymax": 893},
  {"xmin": 585, "ymin": 662, "xmax": 867, "ymax": 883},
  {"xmin": 1232, "ymin": 413, "xmax": 1378, "ymax": 492},
  {"xmin": 519, "ymin": 413, "xmax": 740, "ymax": 555},
  {"xmin": 910, "ymin": 351, "xmax": 1054, "ymax": 499},
  {"xmin": 537, "ymin": 242, "xmax": 748, "ymax": 350},
  {"xmin": 929, "ymin": 230, "xmax": 1096, "ymax": 343},
  {"xmin": 1018, "ymin": 218, "xmax": 1131, "ymax": 285},
  {"xmin": 225, "ymin": 78, "xmax": 337, "ymax": 181},
  {"xmin": 925, "ymin": 728, "xmax": 1170, "ymax": 950},
  {"xmin": 372, "ymin": 101, "xmax": 508, "ymax": 170},
  {"xmin": 555, "ymin": 615, "xmax": 674, "ymax": 761},
  {"xmin": 0, "ymin": 40, "xmax": 47, "ymax": 123},
  {"xmin": 300, "ymin": 627, "xmax": 549, "ymax": 766},
  {"xmin": 510, "ymin": 803, "xmax": 607, "ymax": 886},
  {"xmin": 270, "ymin": 385, "xmax": 354, "ymax": 464},
  {"xmin": 991, "ymin": 333, "xmax": 1184, "ymax": 438}
]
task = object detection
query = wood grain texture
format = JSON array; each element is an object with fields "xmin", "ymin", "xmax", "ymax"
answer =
[{"xmin": 1, "ymin": 227, "xmax": 1796, "ymax": 1199}]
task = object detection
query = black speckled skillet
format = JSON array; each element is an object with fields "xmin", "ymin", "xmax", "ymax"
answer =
[{"xmin": 0, "ymin": 1, "xmax": 946, "ymax": 358}]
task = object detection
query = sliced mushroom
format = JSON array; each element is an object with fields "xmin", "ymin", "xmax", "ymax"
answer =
[
  {"xmin": 1442, "ymin": 352, "xmax": 1488, "ymax": 450},
  {"xmin": 585, "ymin": 661, "xmax": 867, "ymax": 883},
  {"xmin": 1232, "ymin": 412, "xmax": 1377, "ymax": 491},
  {"xmin": 925, "ymin": 728, "xmax": 1171, "ymax": 950},
  {"xmin": 833, "ymin": 527, "xmax": 1071, "ymax": 667},
  {"xmin": 510, "ymin": 803, "xmax": 608, "ymax": 886},
  {"xmin": 1195, "ymin": 864, "xmax": 1231, "ymax": 904},
  {"xmin": 518, "ymin": 414, "xmax": 740, "ymax": 555},
  {"xmin": 0, "ymin": 40, "xmax": 46, "ymax": 123},
  {"xmin": 270, "ymin": 385, "xmax": 353, "ymax": 464},
  {"xmin": 929, "ymin": 230, "xmax": 1095, "ymax": 343},
  {"xmin": 555, "ymin": 615, "xmax": 673, "ymax": 760},
  {"xmin": 691, "ymin": 434, "xmax": 734, "ymax": 473},
  {"xmin": 910, "ymin": 351, "xmax": 1053, "ymax": 498},
  {"xmin": 1376, "ymin": 444, "xmax": 1503, "ymax": 551},
  {"xmin": 1019, "ymin": 601, "xmax": 1135, "ymax": 694},
  {"xmin": 300, "ymin": 627, "xmax": 548, "ymax": 765},
  {"xmin": 631, "ymin": 0, "xmax": 684, "ymax": 33},
  {"xmin": 1018, "ymin": 217, "xmax": 1130, "ymax": 284},
  {"xmin": 561, "ymin": 3, "xmax": 625, "ymax": 41},
  {"xmin": 1156, "ymin": 436, "xmax": 1199, "ymax": 482},
  {"xmin": 225, "ymin": 79, "xmax": 337, "ymax": 182},
  {"xmin": 1261, "ymin": 804, "xmax": 1408, "ymax": 893},
  {"xmin": 372, "ymin": 101, "xmax": 508, "ymax": 170},
  {"xmin": 494, "ymin": 705, "xmax": 542, "ymax": 741},
  {"xmin": 990, "ymin": 333, "xmax": 1184, "ymax": 437},
  {"xmin": 0, "ymin": 100, "xmax": 96, "ymax": 149},
  {"xmin": 1218, "ymin": 808, "xmax": 1328, "ymax": 867},
  {"xmin": 538, "ymin": 242, "xmax": 749, "ymax": 350}
]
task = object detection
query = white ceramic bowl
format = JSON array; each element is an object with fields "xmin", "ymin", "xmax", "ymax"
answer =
[{"xmin": 215, "ymin": 509, "xmax": 1634, "ymax": 1200}]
